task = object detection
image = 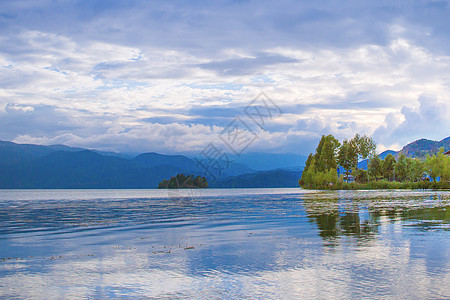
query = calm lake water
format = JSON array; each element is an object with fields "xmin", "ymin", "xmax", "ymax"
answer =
[{"xmin": 0, "ymin": 188, "xmax": 449, "ymax": 299}]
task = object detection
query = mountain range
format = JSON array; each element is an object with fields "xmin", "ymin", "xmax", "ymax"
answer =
[
  {"xmin": 1, "ymin": 136, "xmax": 447, "ymax": 189},
  {"xmin": 0, "ymin": 140, "xmax": 303, "ymax": 189}
]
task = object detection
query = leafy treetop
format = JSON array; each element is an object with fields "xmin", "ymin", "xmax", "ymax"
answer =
[{"xmin": 158, "ymin": 174, "xmax": 208, "ymax": 189}]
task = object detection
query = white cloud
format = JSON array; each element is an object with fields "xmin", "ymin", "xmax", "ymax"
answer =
[
  {"xmin": 1, "ymin": 24, "xmax": 450, "ymax": 154},
  {"xmin": 374, "ymin": 94, "xmax": 450, "ymax": 149}
]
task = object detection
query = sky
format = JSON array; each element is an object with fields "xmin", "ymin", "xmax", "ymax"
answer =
[{"xmin": 0, "ymin": 0, "xmax": 449, "ymax": 155}]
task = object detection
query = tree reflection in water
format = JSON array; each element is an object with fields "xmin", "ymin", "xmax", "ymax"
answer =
[{"xmin": 302, "ymin": 192, "xmax": 448, "ymax": 247}]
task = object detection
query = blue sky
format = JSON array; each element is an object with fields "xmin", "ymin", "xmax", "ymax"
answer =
[{"xmin": 0, "ymin": 0, "xmax": 449, "ymax": 155}]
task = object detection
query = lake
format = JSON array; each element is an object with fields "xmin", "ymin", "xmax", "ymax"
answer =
[{"xmin": 0, "ymin": 188, "xmax": 449, "ymax": 299}]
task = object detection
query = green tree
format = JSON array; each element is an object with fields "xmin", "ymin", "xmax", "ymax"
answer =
[
  {"xmin": 338, "ymin": 140, "xmax": 358, "ymax": 182},
  {"xmin": 306, "ymin": 167, "xmax": 339, "ymax": 189},
  {"xmin": 304, "ymin": 153, "xmax": 314, "ymax": 171},
  {"xmin": 324, "ymin": 168, "xmax": 339, "ymax": 187},
  {"xmin": 158, "ymin": 179, "xmax": 169, "ymax": 188},
  {"xmin": 193, "ymin": 175, "xmax": 208, "ymax": 188},
  {"xmin": 355, "ymin": 169, "xmax": 368, "ymax": 183},
  {"xmin": 300, "ymin": 135, "xmax": 340, "ymax": 188},
  {"xmin": 444, "ymin": 153, "xmax": 450, "ymax": 181},
  {"xmin": 350, "ymin": 134, "xmax": 377, "ymax": 182},
  {"xmin": 409, "ymin": 158, "xmax": 424, "ymax": 182},
  {"xmin": 368, "ymin": 155, "xmax": 382, "ymax": 180},
  {"xmin": 352, "ymin": 134, "xmax": 377, "ymax": 161},
  {"xmin": 382, "ymin": 154, "xmax": 396, "ymax": 181},
  {"xmin": 158, "ymin": 174, "xmax": 208, "ymax": 189},
  {"xmin": 425, "ymin": 148, "xmax": 447, "ymax": 181},
  {"xmin": 300, "ymin": 155, "xmax": 316, "ymax": 188},
  {"xmin": 314, "ymin": 135, "xmax": 340, "ymax": 172},
  {"xmin": 394, "ymin": 154, "xmax": 408, "ymax": 181}
]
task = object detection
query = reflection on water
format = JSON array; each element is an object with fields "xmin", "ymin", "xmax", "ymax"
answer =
[
  {"xmin": 0, "ymin": 189, "xmax": 449, "ymax": 299},
  {"xmin": 303, "ymin": 191, "xmax": 449, "ymax": 243}
]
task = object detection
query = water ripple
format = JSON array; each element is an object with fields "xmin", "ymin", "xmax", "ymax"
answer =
[{"xmin": 0, "ymin": 189, "xmax": 449, "ymax": 299}]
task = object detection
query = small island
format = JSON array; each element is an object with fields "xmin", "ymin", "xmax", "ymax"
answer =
[
  {"xmin": 158, "ymin": 174, "xmax": 208, "ymax": 189},
  {"xmin": 299, "ymin": 134, "xmax": 450, "ymax": 190}
]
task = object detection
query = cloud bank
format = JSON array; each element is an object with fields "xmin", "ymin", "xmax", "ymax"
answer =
[{"xmin": 1, "ymin": 1, "xmax": 449, "ymax": 154}]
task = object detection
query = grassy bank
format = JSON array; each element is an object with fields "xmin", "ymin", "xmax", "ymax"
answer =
[{"xmin": 324, "ymin": 180, "xmax": 450, "ymax": 190}]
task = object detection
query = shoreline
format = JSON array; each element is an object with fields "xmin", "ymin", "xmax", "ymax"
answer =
[{"xmin": 301, "ymin": 180, "xmax": 450, "ymax": 190}]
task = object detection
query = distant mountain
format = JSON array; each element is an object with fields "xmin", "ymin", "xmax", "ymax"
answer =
[
  {"xmin": 378, "ymin": 150, "xmax": 398, "ymax": 159},
  {"xmin": 137, "ymin": 152, "xmax": 253, "ymax": 177},
  {"xmin": 211, "ymin": 169, "xmax": 301, "ymax": 188},
  {"xmin": 0, "ymin": 149, "xmax": 194, "ymax": 188},
  {"xmin": 133, "ymin": 152, "xmax": 200, "ymax": 170},
  {"xmin": 0, "ymin": 140, "xmax": 127, "ymax": 165},
  {"xmin": 399, "ymin": 137, "xmax": 450, "ymax": 158},
  {"xmin": 0, "ymin": 140, "xmax": 300, "ymax": 189},
  {"xmin": 229, "ymin": 152, "xmax": 307, "ymax": 171}
]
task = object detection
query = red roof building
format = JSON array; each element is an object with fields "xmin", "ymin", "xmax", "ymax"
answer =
[{"xmin": 445, "ymin": 150, "xmax": 450, "ymax": 156}]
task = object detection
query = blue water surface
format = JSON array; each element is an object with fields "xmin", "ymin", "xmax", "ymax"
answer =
[{"xmin": 0, "ymin": 188, "xmax": 449, "ymax": 299}]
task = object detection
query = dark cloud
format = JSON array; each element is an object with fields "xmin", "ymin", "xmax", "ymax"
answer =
[
  {"xmin": 198, "ymin": 53, "xmax": 299, "ymax": 76},
  {"xmin": 189, "ymin": 105, "xmax": 246, "ymax": 118},
  {"xmin": 2, "ymin": 0, "xmax": 449, "ymax": 54}
]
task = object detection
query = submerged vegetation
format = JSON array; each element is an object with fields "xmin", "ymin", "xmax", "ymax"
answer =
[
  {"xmin": 158, "ymin": 174, "xmax": 208, "ymax": 189},
  {"xmin": 299, "ymin": 134, "xmax": 450, "ymax": 190}
]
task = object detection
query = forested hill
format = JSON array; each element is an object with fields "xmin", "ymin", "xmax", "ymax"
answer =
[
  {"xmin": 0, "ymin": 140, "xmax": 301, "ymax": 188},
  {"xmin": 399, "ymin": 137, "xmax": 450, "ymax": 158}
]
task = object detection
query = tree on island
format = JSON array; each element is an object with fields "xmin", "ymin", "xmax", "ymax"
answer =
[
  {"xmin": 299, "ymin": 135, "xmax": 341, "ymax": 189},
  {"xmin": 300, "ymin": 133, "xmax": 377, "ymax": 188},
  {"xmin": 425, "ymin": 148, "xmax": 448, "ymax": 182},
  {"xmin": 370, "ymin": 153, "xmax": 426, "ymax": 183},
  {"xmin": 368, "ymin": 154, "xmax": 383, "ymax": 180},
  {"xmin": 314, "ymin": 134, "xmax": 340, "ymax": 172},
  {"xmin": 299, "ymin": 133, "xmax": 450, "ymax": 189},
  {"xmin": 394, "ymin": 154, "xmax": 409, "ymax": 181},
  {"xmin": 158, "ymin": 174, "xmax": 208, "ymax": 189},
  {"xmin": 337, "ymin": 139, "xmax": 358, "ymax": 182},
  {"xmin": 382, "ymin": 153, "xmax": 396, "ymax": 181},
  {"xmin": 409, "ymin": 158, "xmax": 425, "ymax": 182},
  {"xmin": 338, "ymin": 134, "xmax": 376, "ymax": 182},
  {"xmin": 300, "ymin": 133, "xmax": 450, "ymax": 189}
]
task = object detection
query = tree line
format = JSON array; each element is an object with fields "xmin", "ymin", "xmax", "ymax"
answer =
[{"xmin": 299, "ymin": 134, "xmax": 450, "ymax": 189}]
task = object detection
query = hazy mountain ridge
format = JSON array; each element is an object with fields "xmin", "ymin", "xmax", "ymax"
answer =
[
  {"xmin": 211, "ymin": 169, "xmax": 301, "ymax": 188},
  {"xmin": 0, "ymin": 140, "xmax": 296, "ymax": 188},
  {"xmin": 229, "ymin": 152, "xmax": 308, "ymax": 171}
]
